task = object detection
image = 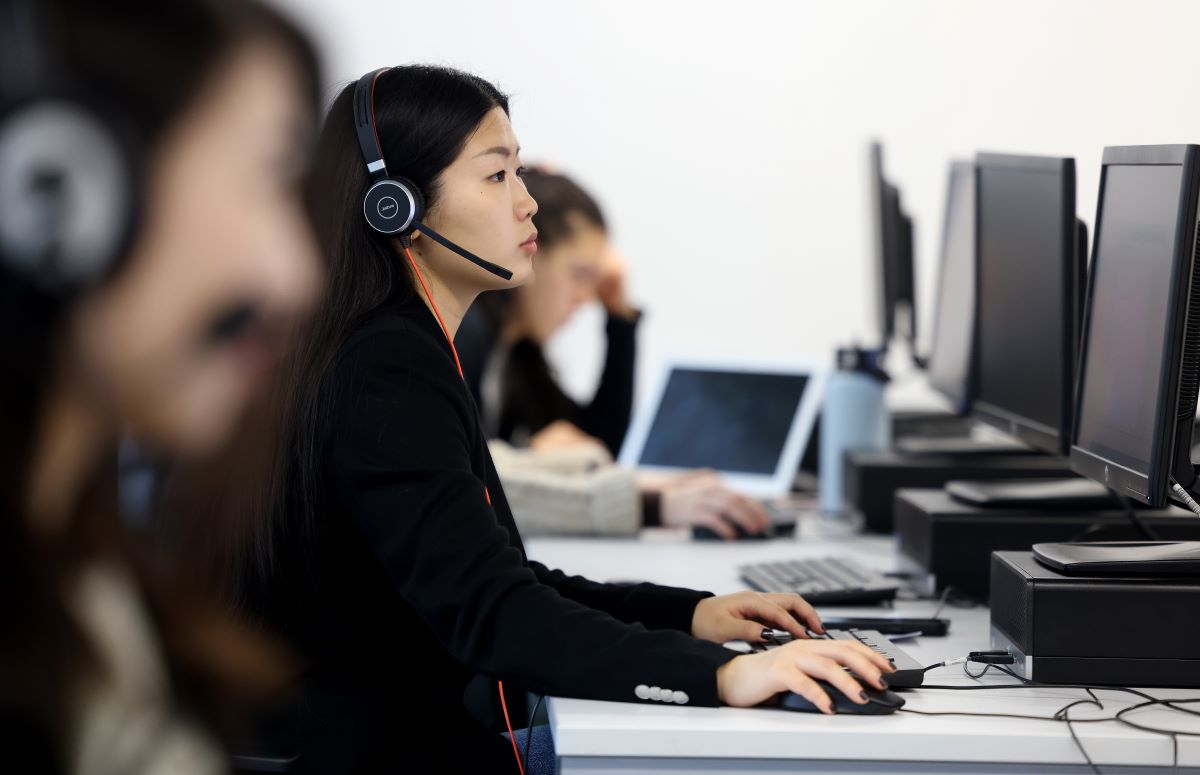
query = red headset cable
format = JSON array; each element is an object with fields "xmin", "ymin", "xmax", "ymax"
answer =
[{"xmin": 403, "ymin": 245, "xmax": 524, "ymax": 775}]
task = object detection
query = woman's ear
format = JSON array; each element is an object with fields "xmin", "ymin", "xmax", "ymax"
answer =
[{"xmin": 392, "ymin": 232, "xmax": 421, "ymax": 253}]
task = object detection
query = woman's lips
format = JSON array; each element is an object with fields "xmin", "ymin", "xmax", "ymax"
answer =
[{"xmin": 520, "ymin": 231, "xmax": 538, "ymax": 255}]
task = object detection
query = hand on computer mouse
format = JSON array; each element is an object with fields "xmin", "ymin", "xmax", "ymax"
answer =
[
  {"xmin": 692, "ymin": 590, "xmax": 823, "ymax": 644},
  {"xmin": 778, "ymin": 678, "xmax": 905, "ymax": 715},
  {"xmin": 715, "ymin": 639, "xmax": 895, "ymax": 714},
  {"xmin": 653, "ymin": 473, "xmax": 770, "ymax": 538}
]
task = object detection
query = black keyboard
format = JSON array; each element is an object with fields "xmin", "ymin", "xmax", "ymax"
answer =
[
  {"xmin": 753, "ymin": 629, "xmax": 925, "ymax": 688},
  {"xmin": 739, "ymin": 556, "xmax": 900, "ymax": 605}
]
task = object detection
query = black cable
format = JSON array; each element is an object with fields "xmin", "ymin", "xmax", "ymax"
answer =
[
  {"xmin": 971, "ymin": 663, "xmax": 1160, "ymax": 701},
  {"xmin": 929, "ymin": 586, "xmax": 953, "ymax": 619},
  {"xmin": 945, "ymin": 586, "xmax": 982, "ymax": 609},
  {"xmin": 522, "ymin": 694, "xmax": 545, "ymax": 775},
  {"xmin": 901, "ymin": 701, "xmax": 1196, "ymax": 772},
  {"xmin": 1113, "ymin": 698, "xmax": 1200, "ymax": 733},
  {"xmin": 1112, "ymin": 487, "xmax": 1162, "ymax": 541},
  {"xmin": 963, "ymin": 662, "xmax": 991, "ymax": 680},
  {"xmin": 897, "ymin": 708, "xmax": 1109, "ymax": 723},
  {"xmin": 1067, "ymin": 521, "xmax": 1118, "ymax": 544},
  {"xmin": 914, "ymin": 662, "xmax": 1200, "ymax": 770},
  {"xmin": 1070, "ymin": 488, "xmax": 1164, "ymax": 543},
  {"xmin": 1110, "ymin": 698, "xmax": 1200, "ymax": 774},
  {"xmin": 1055, "ymin": 694, "xmax": 1104, "ymax": 775},
  {"xmin": 919, "ymin": 679, "xmax": 1161, "ymax": 706},
  {"xmin": 892, "ymin": 581, "xmax": 980, "ymax": 608}
]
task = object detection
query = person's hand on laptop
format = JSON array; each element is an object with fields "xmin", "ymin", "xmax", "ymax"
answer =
[
  {"xmin": 651, "ymin": 471, "xmax": 771, "ymax": 538},
  {"xmin": 691, "ymin": 590, "xmax": 823, "ymax": 645}
]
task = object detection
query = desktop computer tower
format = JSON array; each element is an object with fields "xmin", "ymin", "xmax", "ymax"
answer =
[{"xmin": 990, "ymin": 551, "xmax": 1200, "ymax": 687}]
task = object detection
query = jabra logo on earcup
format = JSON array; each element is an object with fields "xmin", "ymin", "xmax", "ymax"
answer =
[{"xmin": 377, "ymin": 196, "xmax": 398, "ymax": 219}]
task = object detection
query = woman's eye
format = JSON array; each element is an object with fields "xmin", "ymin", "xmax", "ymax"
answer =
[
  {"xmin": 489, "ymin": 170, "xmax": 507, "ymax": 183},
  {"xmin": 515, "ymin": 166, "xmax": 528, "ymax": 178}
]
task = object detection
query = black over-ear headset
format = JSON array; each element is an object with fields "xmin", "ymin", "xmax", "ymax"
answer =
[
  {"xmin": 353, "ymin": 68, "xmax": 513, "ymax": 281},
  {"xmin": 0, "ymin": 0, "xmax": 137, "ymax": 294}
]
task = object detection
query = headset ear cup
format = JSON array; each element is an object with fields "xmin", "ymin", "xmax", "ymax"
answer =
[
  {"xmin": 0, "ymin": 95, "xmax": 137, "ymax": 293},
  {"xmin": 392, "ymin": 176, "xmax": 424, "ymax": 226},
  {"xmin": 362, "ymin": 176, "xmax": 424, "ymax": 235}
]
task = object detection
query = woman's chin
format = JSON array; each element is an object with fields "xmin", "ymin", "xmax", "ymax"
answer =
[{"xmin": 500, "ymin": 255, "xmax": 535, "ymax": 287}]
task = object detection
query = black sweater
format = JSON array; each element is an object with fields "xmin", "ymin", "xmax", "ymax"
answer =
[
  {"xmin": 456, "ymin": 303, "xmax": 638, "ymax": 457},
  {"xmin": 253, "ymin": 294, "xmax": 735, "ymax": 775}
]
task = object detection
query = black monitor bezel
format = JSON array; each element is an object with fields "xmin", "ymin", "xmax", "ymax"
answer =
[
  {"xmin": 898, "ymin": 209, "xmax": 916, "ymax": 344},
  {"xmin": 927, "ymin": 160, "xmax": 976, "ymax": 412},
  {"xmin": 871, "ymin": 142, "xmax": 909, "ymax": 348},
  {"xmin": 1069, "ymin": 144, "xmax": 1200, "ymax": 508},
  {"xmin": 970, "ymin": 152, "xmax": 1080, "ymax": 456}
]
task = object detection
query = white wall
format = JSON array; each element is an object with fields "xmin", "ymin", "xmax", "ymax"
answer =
[{"xmin": 279, "ymin": 0, "xmax": 1200, "ymax": 407}]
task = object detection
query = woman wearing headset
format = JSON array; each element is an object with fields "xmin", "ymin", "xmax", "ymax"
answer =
[
  {"xmin": 0, "ymin": 0, "xmax": 322, "ymax": 772},
  {"xmin": 456, "ymin": 168, "xmax": 771, "ymax": 539},
  {"xmin": 239, "ymin": 65, "xmax": 893, "ymax": 775}
]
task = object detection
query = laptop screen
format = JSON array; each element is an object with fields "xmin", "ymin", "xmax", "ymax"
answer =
[{"xmin": 637, "ymin": 368, "xmax": 810, "ymax": 474}]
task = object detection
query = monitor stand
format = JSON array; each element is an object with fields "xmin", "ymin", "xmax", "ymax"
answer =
[
  {"xmin": 1032, "ymin": 540, "xmax": 1200, "ymax": 575},
  {"xmin": 891, "ymin": 409, "xmax": 973, "ymax": 440},
  {"xmin": 895, "ymin": 436, "xmax": 1036, "ymax": 456},
  {"xmin": 945, "ymin": 477, "xmax": 1116, "ymax": 509}
]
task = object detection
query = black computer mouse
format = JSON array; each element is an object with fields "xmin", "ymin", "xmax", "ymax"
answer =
[
  {"xmin": 691, "ymin": 522, "xmax": 770, "ymax": 541},
  {"xmin": 777, "ymin": 679, "xmax": 905, "ymax": 715}
]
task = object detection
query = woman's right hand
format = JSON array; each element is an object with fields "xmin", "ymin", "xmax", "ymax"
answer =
[{"xmin": 716, "ymin": 639, "xmax": 895, "ymax": 714}]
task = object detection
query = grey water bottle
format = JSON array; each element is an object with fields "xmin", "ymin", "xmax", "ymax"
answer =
[{"xmin": 819, "ymin": 346, "xmax": 891, "ymax": 516}]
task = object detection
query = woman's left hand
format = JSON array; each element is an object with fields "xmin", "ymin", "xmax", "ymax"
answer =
[{"xmin": 691, "ymin": 590, "xmax": 824, "ymax": 644}]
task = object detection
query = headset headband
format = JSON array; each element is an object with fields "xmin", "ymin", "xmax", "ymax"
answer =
[{"xmin": 354, "ymin": 68, "xmax": 389, "ymax": 181}]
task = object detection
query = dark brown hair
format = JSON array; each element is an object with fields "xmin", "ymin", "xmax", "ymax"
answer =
[{"xmin": 0, "ymin": 0, "xmax": 321, "ymax": 761}]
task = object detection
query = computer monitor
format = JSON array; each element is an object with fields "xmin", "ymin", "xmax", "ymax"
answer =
[
  {"xmin": 971, "ymin": 152, "xmax": 1086, "ymax": 456},
  {"xmin": 870, "ymin": 142, "xmax": 916, "ymax": 350},
  {"xmin": 1070, "ymin": 145, "xmax": 1200, "ymax": 509},
  {"xmin": 927, "ymin": 161, "xmax": 976, "ymax": 412}
]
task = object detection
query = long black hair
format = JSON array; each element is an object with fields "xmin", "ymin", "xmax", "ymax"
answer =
[
  {"xmin": 201, "ymin": 66, "xmax": 511, "ymax": 589},
  {"xmin": 0, "ymin": 0, "xmax": 322, "ymax": 756}
]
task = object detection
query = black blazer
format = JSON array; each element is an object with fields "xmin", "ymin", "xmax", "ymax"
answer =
[{"xmin": 252, "ymin": 293, "xmax": 735, "ymax": 775}]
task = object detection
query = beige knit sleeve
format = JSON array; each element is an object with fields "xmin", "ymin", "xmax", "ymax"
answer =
[{"xmin": 489, "ymin": 441, "xmax": 641, "ymax": 536}]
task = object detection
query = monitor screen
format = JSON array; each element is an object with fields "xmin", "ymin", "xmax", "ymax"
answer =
[
  {"xmin": 975, "ymin": 160, "xmax": 1072, "ymax": 449},
  {"xmin": 928, "ymin": 162, "xmax": 975, "ymax": 407},
  {"xmin": 637, "ymin": 369, "xmax": 810, "ymax": 474},
  {"xmin": 1074, "ymin": 164, "xmax": 1184, "ymax": 476}
]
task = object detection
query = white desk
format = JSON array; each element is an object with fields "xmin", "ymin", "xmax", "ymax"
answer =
[{"xmin": 527, "ymin": 523, "xmax": 1200, "ymax": 774}]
